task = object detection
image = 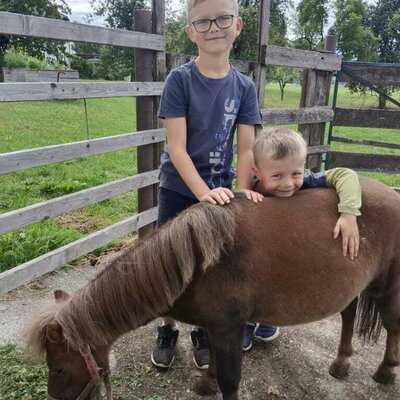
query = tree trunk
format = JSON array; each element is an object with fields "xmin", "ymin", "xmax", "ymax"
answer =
[
  {"xmin": 0, "ymin": 49, "xmax": 5, "ymax": 82},
  {"xmin": 0, "ymin": 34, "xmax": 10, "ymax": 83}
]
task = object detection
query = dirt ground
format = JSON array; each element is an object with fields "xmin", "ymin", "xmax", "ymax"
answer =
[{"xmin": 1, "ymin": 252, "xmax": 399, "ymax": 400}]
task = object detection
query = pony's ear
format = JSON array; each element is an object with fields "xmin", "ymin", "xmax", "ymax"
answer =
[
  {"xmin": 46, "ymin": 322, "xmax": 65, "ymax": 343},
  {"xmin": 54, "ymin": 289, "xmax": 70, "ymax": 302}
]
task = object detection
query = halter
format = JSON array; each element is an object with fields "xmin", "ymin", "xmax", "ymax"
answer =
[{"xmin": 47, "ymin": 345, "xmax": 112, "ymax": 400}]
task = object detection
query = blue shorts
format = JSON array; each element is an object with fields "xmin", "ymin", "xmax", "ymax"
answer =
[{"xmin": 157, "ymin": 188, "xmax": 198, "ymax": 228}]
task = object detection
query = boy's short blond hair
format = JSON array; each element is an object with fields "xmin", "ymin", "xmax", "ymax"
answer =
[
  {"xmin": 186, "ymin": 0, "xmax": 239, "ymax": 22},
  {"xmin": 253, "ymin": 127, "xmax": 307, "ymax": 167}
]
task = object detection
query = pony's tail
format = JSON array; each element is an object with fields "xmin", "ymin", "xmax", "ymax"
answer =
[{"xmin": 355, "ymin": 290, "xmax": 383, "ymax": 342}]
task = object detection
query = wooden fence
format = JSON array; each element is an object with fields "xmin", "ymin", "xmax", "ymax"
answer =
[
  {"xmin": 0, "ymin": 0, "xmax": 343, "ymax": 294},
  {"xmin": 328, "ymin": 62, "xmax": 400, "ymax": 174}
]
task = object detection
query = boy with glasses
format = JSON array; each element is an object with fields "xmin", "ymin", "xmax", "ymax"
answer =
[{"xmin": 152, "ymin": 0, "xmax": 264, "ymax": 370}]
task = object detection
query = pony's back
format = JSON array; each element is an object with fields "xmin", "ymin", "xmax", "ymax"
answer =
[{"xmin": 174, "ymin": 177, "xmax": 400, "ymax": 329}]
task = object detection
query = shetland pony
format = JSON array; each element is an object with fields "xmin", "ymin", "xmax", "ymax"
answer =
[{"xmin": 23, "ymin": 177, "xmax": 400, "ymax": 400}]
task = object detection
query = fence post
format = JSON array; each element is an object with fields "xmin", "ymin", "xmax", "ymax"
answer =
[
  {"xmin": 134, "ymin": 9, "xmax": 156, "ymax": 238},
  {"xmin": 255, "ymin": 0, "xmax": 271, "ymax": 112},
  {"xmin": 152, "ymin": 0, "xmax": 165, "ymax": 207},
  {"xmin": 298, "ymin": 35, "xmax": 337, "ymax": 171}
]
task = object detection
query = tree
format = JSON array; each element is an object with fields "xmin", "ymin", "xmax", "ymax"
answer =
[
  {"xmin": 295, "ymin": 0, "xmax": 329, "ymax": 49},
  {"xmin": 269, "ymin": 67, "xmax": 300, "ymax": 100},
  {"xmin": 333, "ymin": 0, "xmax": 379, "ymax": 61},
  {"xmin": 365, "ymin": 0, "xmax": 400, "ymax": 63},
  {"xmin": 0, "ymin": 0, "xmax": 70, "ymax": 81},
  {"xmin": 88, "ymin": 0, "xmax": 148, "ymax": 80}
]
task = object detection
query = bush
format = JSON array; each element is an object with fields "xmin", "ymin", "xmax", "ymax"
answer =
[
  {"xmin": 27, "ymin": 57, "xmax": 47, "ymax": 70},
  {"xmin": 4, "ymin": 48, "xmax": 27, "ymax": 68}
]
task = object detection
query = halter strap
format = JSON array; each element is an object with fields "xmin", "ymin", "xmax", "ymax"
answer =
[{"xmin": 46, "ymin": 344, "xmax": 112, "ymax": 400}]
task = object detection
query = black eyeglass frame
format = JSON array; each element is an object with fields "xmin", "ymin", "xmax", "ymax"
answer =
[{"xmin": 191, "ymin": 14, "xmax": 236, "ymax": 33}]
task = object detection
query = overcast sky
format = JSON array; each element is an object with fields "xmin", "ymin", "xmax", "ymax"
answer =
[{"xmin": 65, "ymin": 0, "xmax": 377, "ymax": 28}]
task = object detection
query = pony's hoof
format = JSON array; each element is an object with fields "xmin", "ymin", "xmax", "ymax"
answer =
[
  {"xmin": 372, "ymin": 370, "xmax": 396, "ymax": 384},
  {"xmin": 193, "ymin": 378, "xmax": 219, "ymax": 396},
  {"xmin": 329, "ymin": 361, "xmax": 350, "ymax": 379}
]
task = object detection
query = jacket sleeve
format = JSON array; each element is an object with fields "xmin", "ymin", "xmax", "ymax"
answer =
[{"xmin": 325, "ymin": 168, "xmax": 362, "ymax": 216}]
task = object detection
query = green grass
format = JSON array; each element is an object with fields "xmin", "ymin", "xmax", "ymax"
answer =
[
  {"xmin": 0, "ymin": 344, "xmax": 154, "ymax": 400},
  {"xmin": 0, "ymin": 344, "xmax": 47, "ymax": 400},
  {"xmin": 0, "ymin": 84, "xmax": 399, "ymax": 274}
]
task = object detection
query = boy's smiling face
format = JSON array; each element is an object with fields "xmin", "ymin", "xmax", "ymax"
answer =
[
  {"xmin": 185, "ymin": 0, "xmax": 242, "ymax": 56},
  {"xmin": 254, "ymin": 156, "xmax": 306, "ymax": 197}
]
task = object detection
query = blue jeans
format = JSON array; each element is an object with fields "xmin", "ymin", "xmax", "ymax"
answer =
[{"xmin": 157, "ymin": 188, "xmax": 198, "ymax": 228}]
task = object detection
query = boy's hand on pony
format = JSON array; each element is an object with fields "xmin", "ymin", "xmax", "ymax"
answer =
[
  {"xmin": 333, "ymin": 213, "xmax": 360, "ymax": 261},
  {"xmin": 198, "ymin": 187, "xmax": 234, "ymax": 205},
  {"xmin": 237, "ymin": 189, "xmax": 264, "ymax": 203}
]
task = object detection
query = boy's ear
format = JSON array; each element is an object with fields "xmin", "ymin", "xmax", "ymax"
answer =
[
  {"xmin": 252, "ymin": 165, "xmax": 259, "ymax": 177},
  {"xmin": 235, "ymin": 16, "xmax": 243, "ymax": 36},
  {"xmin": 185, "ymin": 25, "xmax": 196, "ymax": 43}
]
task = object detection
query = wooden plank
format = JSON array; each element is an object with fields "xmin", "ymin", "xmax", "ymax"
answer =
[
  {"xmin": 334, "ymin": 108, "xmax": 400, "ymax": 129},
  {"xmin": 262, "ymin": 106, "xmax": 334, "ymax": 125},
  {"xmin": 0, "ymin": 12, "xmax": 164, "ymax": 51},
  {"xmin": 298, "ymin": 37, "xmax": 336, "ymax": 171},
  {"xmin": 307, "ymin": 145, "xmax": 330, "ymax": 155},
  {"xmin": 0, "ymin": 171, "xmax": 160, "ymax": 235},
  {"xmin": 329, "ymin": 152, "xmax": 400, "ymax": 173},
  {"xmin": 332, "ymin": 136, "xmax": 400, "ymax": 150},
  {"xmin": 0, "ymin": 129, "xmax": 166, "ymax": 174},
  {"xmin": 135, "ymin": 9, "xmax": 157, "ymax": 239},
  {"xmin": 3, "ymin": 68, "xmax": 79, "ymax": 82},
  {"xmin": 0, "ymin": 81, "xmax": 164, "ymax": 102},
  {"xmin": 0, "ymin": 207, "xmax": 158, "ymax": 295},
  {"xmin": 264, "ymin": 45, "xmax": 342, "ymax": 71},
  {"xmin": 339, "ymin": 65, "xmax": 400, "ymax": 85}
]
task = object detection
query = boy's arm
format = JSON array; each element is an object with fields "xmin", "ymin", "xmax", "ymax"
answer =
[
  {"xmin": 325, "ymin": 168, "xmax": 361, "ymax": 216},
  {"xmin": 165, "ymin": 117, "xmax": 233, "ymax": 205},
  {"xmin": 326, "ymin": 168, "xmax": 362, "ymax": 260},
  {"xmin": 236, "ymin": 124, "xmax": 263, "ymax": 203}
]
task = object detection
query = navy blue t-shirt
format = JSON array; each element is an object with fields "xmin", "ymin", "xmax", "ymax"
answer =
[{"xmin": 158, "ymin": 61, "xmax": 262, "ymax": 198}]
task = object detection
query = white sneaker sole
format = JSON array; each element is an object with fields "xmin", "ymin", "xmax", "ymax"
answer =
[{"xmin": 254, "ymin": 326, "xmax": 280, "ymax": 342}]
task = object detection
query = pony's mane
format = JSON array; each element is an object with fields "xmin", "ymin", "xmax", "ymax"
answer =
[
  {"xmin": 24, "ymin": 197, "xmax": 249, "ymax": 355},
  {"xmin": 23, "ymin": 300, "xmax": 64, "ymax": 360}
]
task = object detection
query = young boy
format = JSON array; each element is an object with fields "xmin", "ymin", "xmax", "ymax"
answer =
[
  {"xmin": 152, "ymin": 0, "xmax": 263, "ymax": 370},
  {"xmin": 241, "ymin": 127, "xmax": 361, "ymax": 351}
]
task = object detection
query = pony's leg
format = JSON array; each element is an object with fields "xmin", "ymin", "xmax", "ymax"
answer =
[
  {"xmin": 202, "ymin": 326, "xmax": 242, "ymax": 400},
  {"xmin": 373, "ymin": 330, "xmax": 400, "ymax": 384},
  {"xmin": 194, "ymin": 334, "xmax": 219, "ymax": 396},
  {"xmin": 372, "ymin": 292, "xmax": 400, "ymax": 384},
  {"xmin": 215, "ymin": 347, "xmax": 242, "ymax": 400},
  {"xmin": 329, "ymin": 298, "xmax": 357, "ymax": 379}
]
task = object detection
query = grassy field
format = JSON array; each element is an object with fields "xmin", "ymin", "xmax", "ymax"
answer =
[{"xmin": 0, "ymin": 84, "xmax": 399, "ymax": 273}]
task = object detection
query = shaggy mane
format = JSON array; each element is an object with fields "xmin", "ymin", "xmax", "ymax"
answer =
[{"xmin": 23, "ymin": 197, "xmax": 248, "ymax": 354}]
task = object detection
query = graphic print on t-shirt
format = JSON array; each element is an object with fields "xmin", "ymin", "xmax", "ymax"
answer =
[{"xmin": 208, "ymin": 96, "xmax": 239, "ymax": 188}]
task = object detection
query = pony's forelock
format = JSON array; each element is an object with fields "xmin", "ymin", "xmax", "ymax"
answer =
[{"xmin": 22, "ymin": 299, "xmax": 65, "ymax": 361}]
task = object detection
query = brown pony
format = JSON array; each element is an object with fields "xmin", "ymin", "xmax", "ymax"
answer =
[{"xmin": 23, "ymin": 177, "xmax": 400, "ymax": 400}]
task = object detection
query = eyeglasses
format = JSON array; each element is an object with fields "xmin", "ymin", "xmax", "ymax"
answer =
[{"xmin": 191, "ymin": 15, "xmax": 236, "ymax": 33}]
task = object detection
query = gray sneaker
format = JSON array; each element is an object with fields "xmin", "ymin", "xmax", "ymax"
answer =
[
  {"xmin": 190, "ymin": 328, "xmax": 209, "ymax": 369},
  {"xmin": 151, "ymin": 325, "xmax": 179, "ymax": 368}
]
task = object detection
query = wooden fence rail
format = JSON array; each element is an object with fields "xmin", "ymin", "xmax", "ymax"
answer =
[
  {"xmin": 0, "ymin": 129, "xmax": 165, "ymax": 173},
  {"xmin": 0, "ymin": 12, "xmax": 164, "ymax": 51},
  {"xmin": 0, "ymin": 207, "xmax": 158, "ymax": 295},
  {"xmin": 0, "ymin": 82, "xmax": 164, "ymax": 102},
  {"xmin": 0, "ymin": 170, "xmax": 159, "ymax": 236}
]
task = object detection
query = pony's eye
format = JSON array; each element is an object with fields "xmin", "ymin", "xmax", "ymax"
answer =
[{"xmin": 51, "ymin": 368, "xmax": 63, "ymax": 375}]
